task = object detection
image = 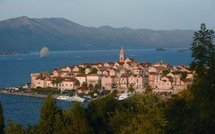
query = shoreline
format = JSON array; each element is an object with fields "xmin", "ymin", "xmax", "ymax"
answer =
[
  {"xmin": 0, "ymin": 89, "xmax": 112, "ymax": 103},
  {"xmin": 0, "ymin": 90, "xmax": 50, "ymax": 99}
]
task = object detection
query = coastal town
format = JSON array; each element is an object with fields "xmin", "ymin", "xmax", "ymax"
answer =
[{"xmin": 30, "ymin": 48, "xmax": 194, "ymax": 95}]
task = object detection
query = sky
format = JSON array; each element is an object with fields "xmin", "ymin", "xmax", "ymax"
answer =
[{"xmin": 0, "ymin": 0, "xmax": 214, "ymax": 30}]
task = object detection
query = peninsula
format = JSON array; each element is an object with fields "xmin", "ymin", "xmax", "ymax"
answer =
[{"xmin": 31, "ymin": 48, "xmax": 194, "ymax": 94}]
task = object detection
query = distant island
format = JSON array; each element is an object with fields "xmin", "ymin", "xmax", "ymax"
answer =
[
  {"xmin": 156, "ymin": 48, "xmax": 166, "ymax": 51},
  {"xmin": 0, "ymin": 50, "xmax": 29, "ymax": 55},
  {"xmin": 177, "ymin": 48, "xmax": 189, "ymax": 53},
  {"xmin": 0, "ymin": 16, "xmax": 194, "ymax": 51}
]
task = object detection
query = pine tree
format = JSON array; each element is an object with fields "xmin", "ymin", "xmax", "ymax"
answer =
[
  {"xmin": 0, "ymin": 102, "xmax": 4, "ymax": 134},
  {"xmin": 191, "ymin": 23, "xmax": 215, "ymax": 78},
  {"xmin": 189, "ymin": 24, "xmax": 215, "ymax": 133}
]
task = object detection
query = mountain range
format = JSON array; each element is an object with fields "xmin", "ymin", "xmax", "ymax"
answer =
[{"xmin": 0, "ymin": 16, "xmax": 194, "ymax": 51}]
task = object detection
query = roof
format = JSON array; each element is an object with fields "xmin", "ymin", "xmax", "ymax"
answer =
[
  {"xmin": 36, "ymin": 76, "xmax": 46, "ymax": 80},
  {"xmin": 166, "ymin": 76, "xmax": 173, "ymax": 82},
  {"xmin": 149, "ymin": 72, "xmax": 157, "ymax": 75},
  {"xmin": 95, "ymin": 62, "xmax": 104, "ymax": 65},
  {"xmin": 153, "ymin": 66, "xmax": 166, "ymax": 70},
  {"xmin": 120, "ymin": 73, "xmax": 130, "ymax": 77},
  {"xmin": 119, "ymin": 62, "xmax": 124, "ymax": 65},
  {"xmin": 107, "ymin": 62, "xmax": 115, "ymax": 65},
  {"xmin": 181, "ymin": 78, "xmax": 192, "ymax": 83},
  {"xmin": 140, "ymin": 62, "xmax": 151, "ymax": 67},
  {"xmin": 76, "ymin": 74, "xmax": 86, "ymax": 77},
  {"xmin": 172, "ymin": 71, "xmax": 181, "ymax": 75},
  {"xmin": 63, "ymin": 77, "xmax": 78, "ymax": 82}
]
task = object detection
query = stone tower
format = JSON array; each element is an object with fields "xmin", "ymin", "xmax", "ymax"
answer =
[{"xmin": 119, "ymin": 47, "xmax": 125, "ymax": 62}]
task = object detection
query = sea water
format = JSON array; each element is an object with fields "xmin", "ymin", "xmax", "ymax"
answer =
[
  {"xmin": 0, "ymin": 48, "xmax": 192, "ymax": 126},
  {"xmin": 0, "ymin": 94, "xmax": 72, "ymax": 126}
]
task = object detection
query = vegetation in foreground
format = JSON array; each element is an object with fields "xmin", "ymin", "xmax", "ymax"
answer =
[{"xmin": 0, "ymin": 23, "xmax": 215, "ymax": 134}]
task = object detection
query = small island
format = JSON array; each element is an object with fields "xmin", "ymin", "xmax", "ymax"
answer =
[
  {"xmin": 156, "ymin": 48, "xmax": 166, "ymax": 51},
  {"xmin": 0, "ymin": 50, "xmax": 29, "ymax": 55}
]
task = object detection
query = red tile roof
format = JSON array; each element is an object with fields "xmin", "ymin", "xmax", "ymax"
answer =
[{"xmin": 76, "ymin": 74, "xmax": 86, "ymax": 77}]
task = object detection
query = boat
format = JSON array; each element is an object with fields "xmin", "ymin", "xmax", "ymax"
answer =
[
  {"xmin": 71, "ymin": 94, "xmax": 85, "ymax": 102},
  {"xmin": 56, "ymin": 94, "xmax": 85, "ymax": 102},
  {"xmin": 57, "ymin": 95, "xmax": 73, "ymax": 101},
  {"xmin": 117, "ymin": 92, "xmax": 131, "ymax": 100}
]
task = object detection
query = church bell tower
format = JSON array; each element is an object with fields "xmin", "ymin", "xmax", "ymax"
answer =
[{"xmin": 119, "ymin": 47, "xmax": 125, "ymax": 62}]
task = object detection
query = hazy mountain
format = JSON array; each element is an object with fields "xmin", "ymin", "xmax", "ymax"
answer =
[{"xmin": 0, "ymin": 16, "xmax": 194, "ymax": 51}]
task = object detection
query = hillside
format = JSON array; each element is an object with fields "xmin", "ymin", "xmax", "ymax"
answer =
[{"xmin": 0, "ymin": 16, "xmax": 194, "ymax": 51}]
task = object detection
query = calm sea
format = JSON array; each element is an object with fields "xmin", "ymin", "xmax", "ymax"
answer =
[
  {"xmin": 0, "ymin": 48, "xmax": 191, "ymax": 126},
  {"xmin": 0, "ymin": 94, "xmax": 72, "ymax": 126}
]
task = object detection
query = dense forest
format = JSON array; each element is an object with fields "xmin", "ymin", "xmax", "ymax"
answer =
[{"xmin": 0, "ymin": 23, "xmax": 215, "ymax": 134}]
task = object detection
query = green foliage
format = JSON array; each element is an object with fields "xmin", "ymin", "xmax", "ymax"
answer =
[
  {"xmin": 108, "ymin": 100, "xmax": 134, "ymax": 134},
  {"xmin": 94, "ymin": 84, "xmax": 101, "ymax": 90},
  {"xmin": 90, "ymin": 67, "xmax": 98, "ymax": 74},
  {"xmin": 190, "ymin": 23, "xmax": 215, "ymax": 78},
  {"xmin": 25, "ymin": 126, "xmax": 38, "ymax": 134},
  {"xmin": 165, "ymin": 89, "xmax": 194, "ymax": 133},
  {"xmin": 162, "ymin": 70, "xmax": 170, "ymax": 76},
  {"xmin": 88, "ymin": 84, "xmax": 93, "ymax": 91},
  {"xmin": 5, "ymin": 122, "xmax": 25, "ymax": 134},
  {"xmin": 37, "ymin": 94, "xmax": 61, "ymax": 134},
  {"xmin": 119, "ymin": 93, "xmax": 167, "ymax": 134},
  {"xmin": 181, "ymin": 71, "xmax": 187, "ymax": 79},
  {"xmin": 88, "ymin": 95, "xmax": 119, "ymax": 133},
  {"xmin": 111, "ymin": 89, "xmax": 118, "ymax": 96},
  {"xmin": 189, "ymin": 24, "xmax": 215, "ymax": 133},
  {"xmin": 31, "ymin": 87, "xmax": 60, "ymax": 95},
  {"xmin": 165, "ymin": 23, "xmax": 215, "ymax": 134},
  {"xmin": 128, "ymin": 84, "xmax": 135, "ymax": 92},
  {"xmin": 75, "ymin": 80, "xmax": 80, "ymax": 87},
  {"xmin": 81, "ymin": 82, "xmax": 88, "ymax": 88},
  {"xmin": 51, "ymin": 78, "xmax": 62, "ymax": 85},
  {"xmin": 0, "ymin": 102, "xmax": 4, "ymax": 134},
  {"xmin": 145, "ymin": 84, "xmax": 153, "ymax": 93},
  {"xmin": 79, "ymin": 67, "xmax": 85, "ymax": 74},
  {"xmin": 65, "ymin": 102, "xmax": 92, "ymax": 134}
]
